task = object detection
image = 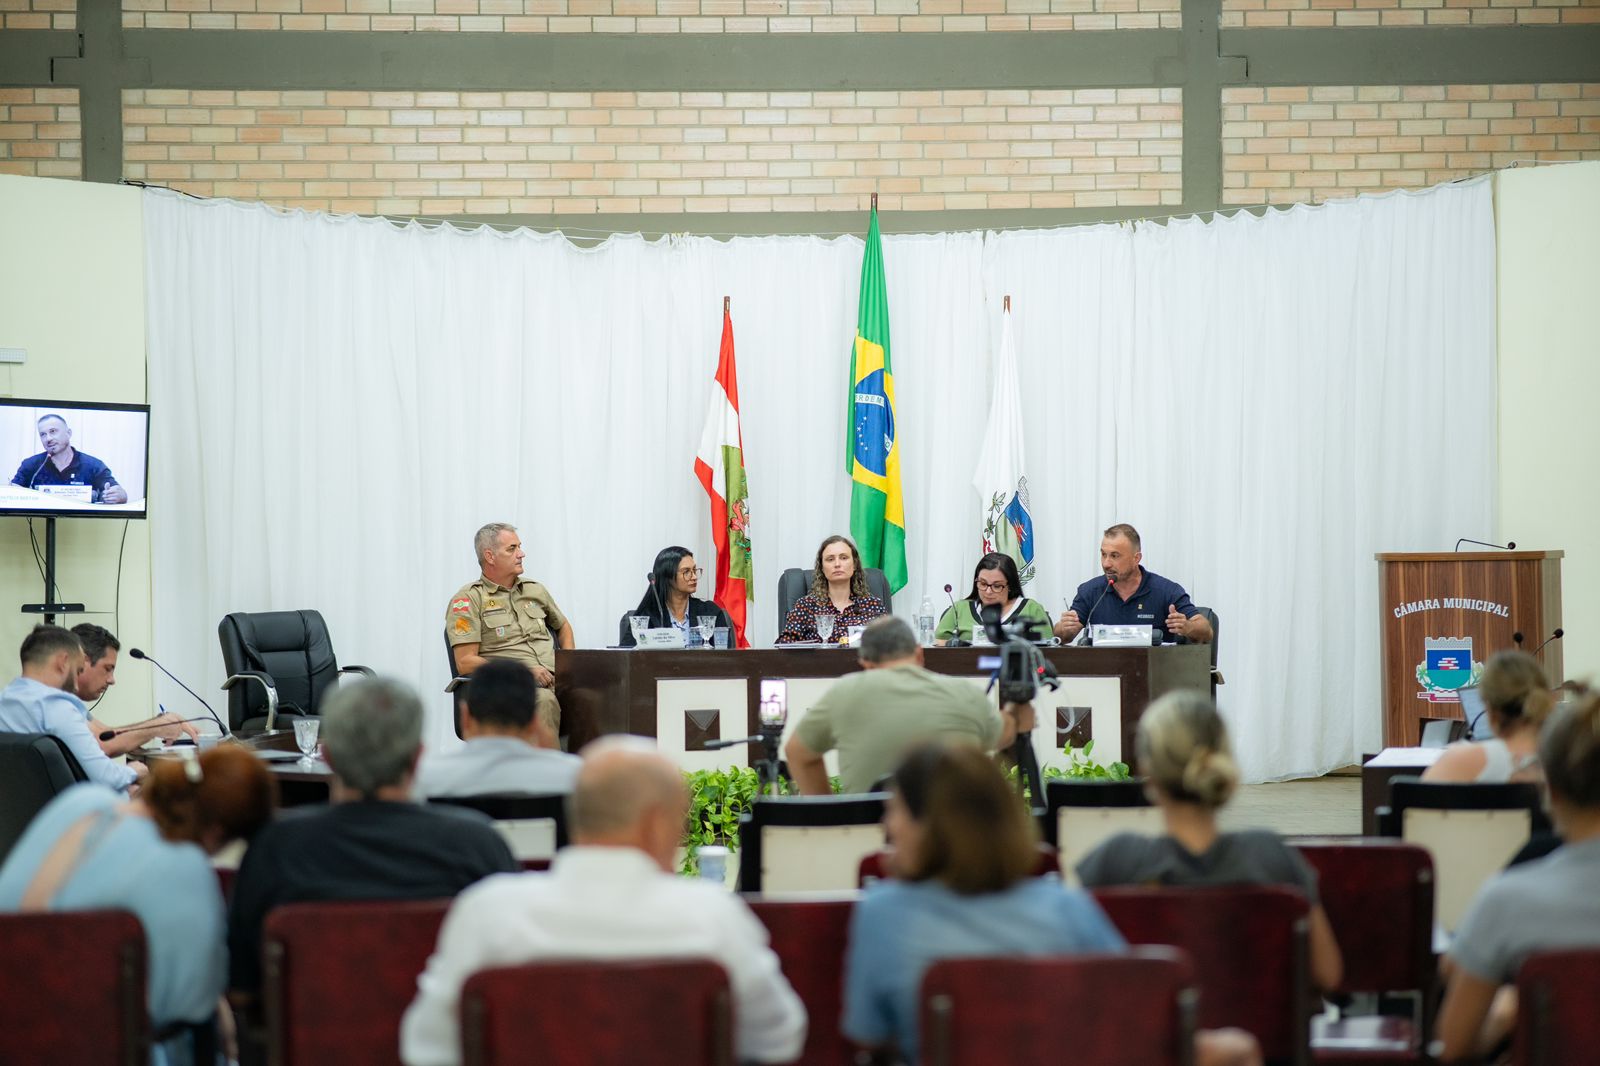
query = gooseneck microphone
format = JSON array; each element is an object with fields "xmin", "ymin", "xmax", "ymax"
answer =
[
  {"xmin": 943, "ymin": 584, "xmax": 970, "ymax": 647},
  {"xmin": 1079, "ymin": 576, "xmax": 1115, "ymax": 647},
  {"xmin": 648, "ymin": 572, "xmax": 666, "ymax": 625},
  {"xmin": 98, "ymin": 715, "xmax": 212, "ymax": 742},
  {"xmin": 128, "ymin": 648, "xmax": 230, "ymax": 737},
  {"xmin": 1530, "ymin": 629, "xmax": 1565, "ymax": 657},
  {"xmin": 1455, "ymin": 538, "xmax": 1516, "ymax": 552}
]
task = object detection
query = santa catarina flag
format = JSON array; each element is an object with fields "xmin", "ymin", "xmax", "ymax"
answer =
[
  {"xmin": 845, "ymin": 203, "xmax": 908, "ymax": 595},
  {"xmin": 694, "ymin": 300, "xmax": 753, "ymax": 648}
]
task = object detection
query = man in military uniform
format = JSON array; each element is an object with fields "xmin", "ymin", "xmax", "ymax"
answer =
[
  {"xmin": 10, "ymin": 413, "xmax": 129, "ymax": 505},
  {"xmin": 446, "ymin": 522, "xmax": 574, "ymax": 733}
]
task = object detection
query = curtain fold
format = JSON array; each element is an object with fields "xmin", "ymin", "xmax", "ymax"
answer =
[{"xmin": 145, "ymin": 178, "xmax": 1495, "ymax": 778}]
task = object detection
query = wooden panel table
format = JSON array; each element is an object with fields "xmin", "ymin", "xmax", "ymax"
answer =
[{"xmin": 555, "ymin": 644, "xmax": 1210, "ymax": 775}]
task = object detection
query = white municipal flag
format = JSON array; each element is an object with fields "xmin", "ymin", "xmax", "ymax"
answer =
[{"xmin": 972, "ymin": 303, "xmax": 1036, "ymax": 587}]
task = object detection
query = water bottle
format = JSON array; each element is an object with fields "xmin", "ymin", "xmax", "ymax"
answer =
[
  {"xmin": 917, "ymin": 597, "xmax": 936, "ymax": 646},
  {"xmin": 698, "ymin": 845, "xmax": 730, "ymax": 887}
]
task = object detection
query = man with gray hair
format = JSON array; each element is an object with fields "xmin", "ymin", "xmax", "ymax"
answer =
[
  {"xmin": 445, "ymin": 522, "xmax": 574, "ymax": 734},
  {"xmin": 785, "ymin": 616, "xmax": 1035, "ymax": 794},
  {"xmin": 227, "ymin": 677, "xmax": 516, "ymax": 1005},
  {"xmin": 400, "ymin": 737, "xmax": 807, "ymax": 1066}
]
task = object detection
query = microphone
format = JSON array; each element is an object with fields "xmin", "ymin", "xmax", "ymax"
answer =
[
  {"xmin": 98, "ymin": 715, "xmax": 212, "ymax": 742},
  {"xmin": 1512, "ymin": 631, "xmax": 1524, "ymax": 649},
  {"xmin": 1530, "ymin": 629, "xmax": 1565, "ymax": 657},
  {"xmin": 128, "ymin": 648, "xmax": 230, "ymax": 737},
  {"xmin": 1079, "ymin": 576, "xmax": 1115, "ymax": 647},
  {"xmin": 1455, "ymin": 538, "xmax": 1516, "ymax": 552},
  {"xmin": 943, "ymin": 584, "xmax": 970, "ymax": 647},
  {"xmin": 648, "ymin": 572, "xmax": 666, "ymax": 625}
]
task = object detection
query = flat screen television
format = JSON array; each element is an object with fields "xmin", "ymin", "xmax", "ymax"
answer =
[{"xmin": 0, "ymin": 397, "xmax": 150, "ymax": 519}]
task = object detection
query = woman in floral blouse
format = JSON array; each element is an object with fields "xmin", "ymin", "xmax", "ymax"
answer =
[{"xmin": 777, "ymin": 534, "xmax": 887, "ymax": 644}]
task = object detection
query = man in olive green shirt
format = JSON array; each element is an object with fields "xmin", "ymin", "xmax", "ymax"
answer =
[
  {"xmin": 447, "ymin": 522, "xmax": 574, "ymax": 732},
  {"xmin": 785, "ymin": 617, "xmax": 1035, "ymax": 794}
]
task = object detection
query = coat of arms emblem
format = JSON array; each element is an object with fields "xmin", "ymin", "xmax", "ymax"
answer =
[{"xmin": 1415, "ymin": 636, "xmax": 1482, "ymax": 702}]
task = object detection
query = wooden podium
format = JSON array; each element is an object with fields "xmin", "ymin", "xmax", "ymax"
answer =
[{"xmin": 1377, "ymin": 551, "xmax": 1563, "ymax": 747}]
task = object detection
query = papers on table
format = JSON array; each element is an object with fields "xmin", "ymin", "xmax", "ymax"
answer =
[{"xmin": 1364, "ymin": 747, "xmax": 1445, "ymax": 768}]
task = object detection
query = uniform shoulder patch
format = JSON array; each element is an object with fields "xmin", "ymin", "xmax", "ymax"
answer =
[
  {"xmin": 453, "ymin": 616, "xmax": 473, "ymax": 634},
  {"xmin": 450, "ymin": 597, "xmax": 472, "ymax": 614}
]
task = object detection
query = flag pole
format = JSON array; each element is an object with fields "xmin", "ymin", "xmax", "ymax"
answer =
[
  {"xmin": 871, "ymin": 192, "xmax": 878, "ymax": 210},
  {"xmin": 1004, "ymin": 294, "xmax": 1010, "ymax": 312},
  {"xmin": 724, "ymin": 295, "xmax": 730, "ymax": 314}
]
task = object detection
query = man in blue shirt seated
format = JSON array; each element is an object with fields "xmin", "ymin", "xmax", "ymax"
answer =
[
  {"xmin": 0, "ymin": 625, "xmax": 141, "ymax": 792},
  {"xmin": 9, "ymin": 412, "xmax": 128, "ymax": 505},
  {"xmin": 413, "ymin": 659, "xmax": 580, "ymax": 799},
  {"xmin": 1053, "ymin": 523, "xmax": 1213, "ymax": 644}
]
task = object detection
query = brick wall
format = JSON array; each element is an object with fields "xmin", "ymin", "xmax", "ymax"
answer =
[
  {"xmin": 1, "ymin": 0, "xmax": 73, "ymax": 30},
  {"xmin": 122, "ymin": 88, "xmax": 1183, "ymax": 214},
  {"xmin": 1221, "ymin": 84, "xmax": 1600, "ymax": 206},
  {"xmin": 0, "ymin": 89, "xmax": 81, "ymax": 179},
  {"xmin": 1220, "ymin": 0, "xmax": 1600, "ymax": 29},
  {"xmin": 120, "ymin": 0, "xmax": 1180, "ymax": 32}
]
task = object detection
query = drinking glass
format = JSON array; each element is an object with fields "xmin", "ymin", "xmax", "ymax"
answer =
[
  {"xmin": 696, "ymin": 616, "xmax": 717, "ymax": 647},
  {"xmin": 815, "ymin": 612, "xmax": 836, "ymax": 644},
  {"xmin": 628, "ymin": 614, "xmax": 649, "ymax": 645},
  {"xmin": 293, "ymin": 718, "xmax": 320, "ymax": 765}
]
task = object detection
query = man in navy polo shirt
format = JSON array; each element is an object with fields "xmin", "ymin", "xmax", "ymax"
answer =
[
  {"xmin": 9, "ymin": 413, "xmax": 128, "ymax": 505},
  {"xmin": 1054, "ymin": 523, "xmax": 1212, "ymax": 644}
]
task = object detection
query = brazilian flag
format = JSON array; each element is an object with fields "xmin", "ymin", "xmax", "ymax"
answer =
[{"xmin": 845, "ymin": 203, "xmax": 908, "ymax": 594}]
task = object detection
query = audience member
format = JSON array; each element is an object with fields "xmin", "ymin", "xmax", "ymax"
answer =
[
  {"xmin": 1436, "ymin": 691, "xmax": 1600, "ymax": 1063},
  {"xmin": 414, "ymin": 659, "xmax": 580, "ymax": 799},
  {"xmin": 784, "ymin": 616, "xmax": 1033, "ymax": 794},
  {"xmin": 843, "ymin": 741, "xmax": 1260, "ymax": 1066},
  {"xmin": 0, "ymin": 746, "xmax": 275, "ymax": 1064},
  {"xmin": 70, "ymin": 623, "xmax": 202, "ymax": 756},
  {"xmin": 1424, "ymin": 650, "xmax": 1553, "ymax": 784},
  {"xmin": 400, "ymin": 736, "xmax": 806, "ymax": 1066},
  {"xmin": 0, "ymin": 625, "xmax": 141, "ymax": 792},
  {"xmin": 227, "ymin": 677, "xmax": 516, "ymax": 1001},
  {"xmin": 1076, "ymin": 691, "xmax": 1343, "ymax": 993}
]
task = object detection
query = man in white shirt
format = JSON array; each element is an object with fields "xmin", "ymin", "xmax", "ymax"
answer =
[
  {"xmin": 400, "ymin": 736, "xmax": 807, "ymax": 1065},
  {"xmin": 413, "ymin": 659, "xmax": 580, "ymax": 799}
]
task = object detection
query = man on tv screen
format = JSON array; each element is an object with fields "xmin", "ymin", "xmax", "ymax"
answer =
[{"xmin": 10, "ymin": 413, "xmax": 128, "ymax": 505}]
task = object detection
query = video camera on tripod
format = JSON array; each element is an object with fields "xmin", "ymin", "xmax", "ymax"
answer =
[{"xmin": 976, "ymin": 603, "xmax": 1060, "ymax": 808}]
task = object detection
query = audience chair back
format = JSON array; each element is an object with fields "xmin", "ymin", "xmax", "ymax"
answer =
[
  {"xmin": 921, "ymin": 948, "xmax": 1198, "ymax": 1066},
  {"xmin": 1380, "ymin": 776, "xmax": 1542, "ymax": 935},
  {"xmin": 1515, "ymin": 949, "xmax": 1600, "ymax": 1066},
  {"xmin": 1042, "ymin": 779, "xmax": 1161, "ymax": 885},
  {"xmin": 1093, "ymin": 884, "xmax": 1312, "ymax": 1066},
  {"xmin": 218, "ymin": 609, "xmax": 373, "ymax": 733},
  {"xmin": 262, "ymin": 898, "xmax": 451, "ymax": 1066},
  {"xmin": 0, "ymin": 731, "xmax": 87, "ymax": 863},
  {"xmin": 429, "ymin": 793, "xmax": 569, "ymax": 862},
  {"xmin": 857, "ymin": 844, "xmax": 1059, "ymax": 886},
  {"xmin": 737, "ymin": 794, "xmax": 887, "ymax": 894},
  {"xmin": 775, "ymin": 567, "xmax": 892, "ymax": 631},
  {"xmin": 460, "ymin": 958, "xmax": 733, "ymax": 1066},
  {"xmin": 1292, "ymin": 838, "xmax": 1436, "ymax": 1063},
  {"xmin": 749, "ymin": 896, "xmax": 856, "ymax": 1066},
  {"xmin": 0, "ymin": 909, "xmax": 148, "ymax": 1065}
]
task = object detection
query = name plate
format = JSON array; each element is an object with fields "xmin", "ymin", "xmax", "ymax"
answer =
[
  {"xmin": 638, "ymin": 628, "xmax": 687, "ymax": 649},
  {"xmin": 1091, "ymin": 624, "xmax": 1154, "ymax": 648}
]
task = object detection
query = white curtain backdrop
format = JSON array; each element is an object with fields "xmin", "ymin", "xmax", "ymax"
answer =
[{"xmin": 144, "ymin": 177, "xmax": 1495, "ymax": 780}]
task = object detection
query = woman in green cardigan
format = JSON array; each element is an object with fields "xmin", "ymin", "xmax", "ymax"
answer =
[{"xmin": 935, "ymin": 552, "xmax": 1053, "ymax": 645}]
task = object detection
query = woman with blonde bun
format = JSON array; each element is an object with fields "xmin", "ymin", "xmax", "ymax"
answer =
[
  {"xmin": 1424, "ymin": 650, "xmax": 1554, "ymax": 784},
  {"xmin": 1076, "ymin": 690, "xmax": 1343, "ymax": 993}
]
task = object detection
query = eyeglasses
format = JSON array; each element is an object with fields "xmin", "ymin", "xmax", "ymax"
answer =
[
  {"xmin": 976, "ymin": 580, "xmax": 1009, "ymax": 593},
  {"xmin": 678, "ymin": 566, "xmax": 705, "ymax": 579}
]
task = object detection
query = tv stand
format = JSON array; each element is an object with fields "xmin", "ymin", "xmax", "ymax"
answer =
[{"xmin": 19, "ymin": 516, "xmax": 86, "ymax": 625}]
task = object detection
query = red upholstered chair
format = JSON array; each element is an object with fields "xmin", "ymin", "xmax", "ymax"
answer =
[
  {"xmin": 857, "ymin": 843, "xmax": 1061, "ymax": 887},
  {"xmin": 0, "ymin": 910, "xmax": 149, "ymax": 1065},
  {"xmin": 1092, "ymin": 885, "xmax": 1313, "ymax": 1066},
  {"xmin": 920, "ymin": 948, "xmax": 1198, "ymax": 1066},
  {"xmin": 1514, "ymin": 949, "xmax": 1600, "ymax": 1066},
  {"xmin": 749, "ymin": 895, "xmax": 857, "ymax": 1066},
  {"xmin": 1292, "ymin": 838, "xmax": 1436, "ymax": 1064},
  {"xmin": 262, "ymin": 898, "xmax": 451, "ymax": 1066},
  {"xmin": 460, "ymin": 958, "xmax": 733, "ymax": 1066}
]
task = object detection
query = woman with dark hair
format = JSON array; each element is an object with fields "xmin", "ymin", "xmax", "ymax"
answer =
[
  {"xmin": 843, "ymin": 741, "xmax": 1260, "ymax": 1066},
  {"xmin": 618, "ymin": 545, "xmax": 733, "ymax": 647},
  {"xmin": 1076, "ymin": 691, "xmax": 1343, "ymax": 994},
  {"xmin": 1423, "ymin": 650, "xmax": 1554, "ymax": 784},
  {"xmin": 934, "ymin": 551, "xmax": 1052, "ymax": 645},
  {"xmin": 0, "ymin": 745, "xmax": 277, "ymax": 1064},
  {"xmin": 1436, "ymin": 691, "xmax": 1600, "ymax": 1062},
  {"xmin": 776, "ymin": 534, "xmax": 886, "ymax": 644}
]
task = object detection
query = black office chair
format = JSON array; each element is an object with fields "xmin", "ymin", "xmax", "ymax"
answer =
[
  {"xmin": 776, "ymin": 567, "xmax": 893, "ymax": 633},
  {"xmin": 1184, "ymin": 605, "xmax": 1221, "ymax": 693},
  {"xmin": 0, "ymin": 733, "xmax": 87, "ymax": 863},
  {"xmin": 737, "ymin": 794, "xmax": 888, "ymax": 893},
  {"xmin": 217, "ymin": 610, "xmax": 373, "ymax": 735},
  {"xmin": 444, "ymin": 632, "xmax": 470, "ymax": 740}
]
